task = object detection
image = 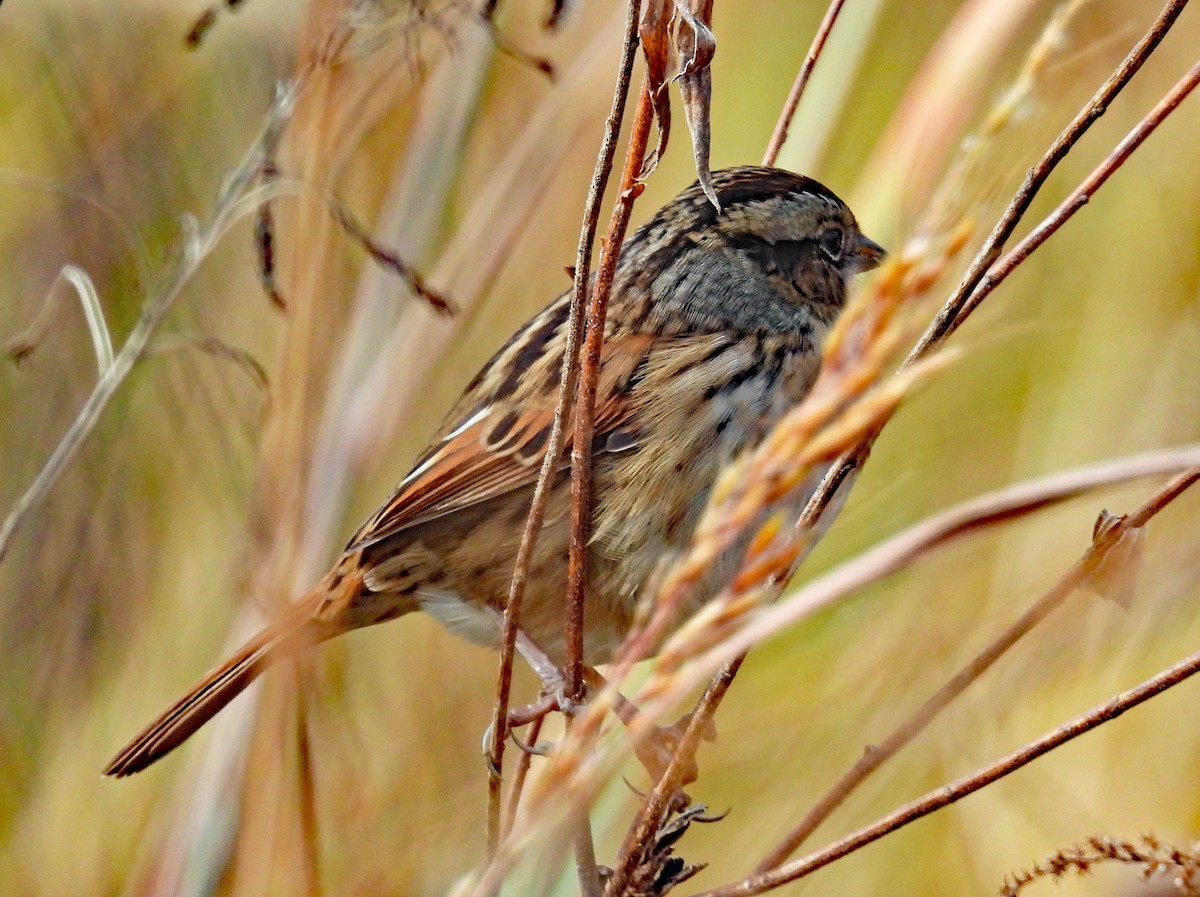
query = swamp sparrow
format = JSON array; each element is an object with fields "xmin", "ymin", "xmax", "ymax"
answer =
[{"xmin": 104, "ymin": 166, "xmax": 884, "ymax": 777}]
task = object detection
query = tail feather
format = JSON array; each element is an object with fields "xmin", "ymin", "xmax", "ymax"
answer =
[{"xmin": 103, "ymin": 603, "xmax": 329, "ymax": 778}]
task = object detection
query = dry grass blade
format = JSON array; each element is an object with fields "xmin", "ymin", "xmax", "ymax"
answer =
[{"xmin": 639, "ymin": 0, "xmax": 673, "ymax": 175}]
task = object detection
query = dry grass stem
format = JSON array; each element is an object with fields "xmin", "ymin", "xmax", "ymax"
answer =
[
  {"xmin": 0, "ymin": 84, "xmax": 297, "ymax": 563},
  {"xmin": 486, "ymin": 0, "xmax": 645, "ymax": 858},
  {"xmin": 1001, "ymin": 835, "xmax": 1200, "ymax": 897},
  {"xmin": 565, "ymin": 78, "xmax": 655, "ymax": 696},
  {"xmin": 692, "ymin": 641, "xmax": 1200, "ymax": 897},
  {"xmin": 752, "ymin": 466, "xmax": 1200, "ymax": 872},
  {"xmin": 761, "ymin": 0, "xmax": 847, "ymax": 168}
]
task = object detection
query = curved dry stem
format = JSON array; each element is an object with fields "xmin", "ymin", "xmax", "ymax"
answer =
[
  {"xmin": 7, "ymin": 265, "xmax": 113, "ymax": 376},
  {"xmin": 0, "ymin": 84, "xmax": 297, "ymax": 563}
]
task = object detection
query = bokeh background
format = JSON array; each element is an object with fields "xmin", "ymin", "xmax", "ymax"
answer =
[{"xmin": 1, "ymin": 1, "xmax": 1199, "ymax": 895}]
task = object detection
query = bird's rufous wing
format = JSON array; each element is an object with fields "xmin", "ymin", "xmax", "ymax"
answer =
[{"xmin": 345, "ymin": 330, "xmax": 662, "ymax": 551}]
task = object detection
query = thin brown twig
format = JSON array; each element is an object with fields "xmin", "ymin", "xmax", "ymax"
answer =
[
  {"xmin": 797, "ymin": 0, "xmax": 1190, "ymax": 541},
  {"xmin": 327, "ymin": 197, "xmax": 457, "ymax": 315},
  {"xmin": 752, "ymin": 466, "xmax": 1200, "ymax": 873},
  {"xmin": 563, "ymin": 74, "xmax": 656, "ymax": 897},
  {"xmin": 602, "ymin": 657, "xmax": 744, "ymax": 897},
  {"xmin": 761, "ymin": 0, "xmax": 846, "ymax": 168},
  {"xmin": 953, "ymin": 55, "xmax": 1200, "ymax": 328},
  {"xmin": 500, "ymin": 715, "xmax": 544, "ymax": 835},
  {"xmin": 574, "ymin": 808, "xmax": 604, "ymax": 897},
  {"xmin": 485, "ymin": 0, "xmax": 644, "ymax": 858},
  {"xmin": 906, "ymin": 0, "xmax": 1187, "ymax": 364},
  {"xmin": 692, "ymin": 641, "xmax": 1200, "ymax": 897},
  {"xmin": 565, "ymin": 80, "xmax": 655, "ymax": 700}
]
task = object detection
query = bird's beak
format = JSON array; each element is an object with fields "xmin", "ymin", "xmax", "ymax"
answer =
[{"xmin": 854, "ymin": 234, "xmax": 887, "ymax": 271}]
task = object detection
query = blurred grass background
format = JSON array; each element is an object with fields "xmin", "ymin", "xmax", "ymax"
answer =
[{"xmin": 1, "ymin": 1, "xmax": 1199, "ymax": 895}]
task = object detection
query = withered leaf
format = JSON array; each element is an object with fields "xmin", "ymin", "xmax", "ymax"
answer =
[
  {"xmin": 674, "ymin": 0, "xmax": 718, "ymax": 209},
  {"xmin": 1083, "ymin": 511, "xmax": 1145, "ymax": 608},
  {"xmin": 639, "ymin": 0, "xmax": 674, "ymax": 178}
]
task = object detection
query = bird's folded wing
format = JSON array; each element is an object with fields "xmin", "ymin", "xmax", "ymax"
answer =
[{"xmin": 345, "ymin": 330, "xmax": 662, "ymax": 550}]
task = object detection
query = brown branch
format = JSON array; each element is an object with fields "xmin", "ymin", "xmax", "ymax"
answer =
[
  {"xmin": 751, "ymin": 466, "xmax": 1200, "ymax": 873},
  {"xmin": 574, "ymin": 808, "xmax": 604, "ymax": 897},
  {"xmin": 500, "ymin": 715, "xmax": 544, "ymax": 836},
  {"xmin": 565, "ymin": 82, "xmax": 655, "ymax": 699},
  {"xmin": 796, "ymin": 0, "xmax": 1191, "ymax": 542},
  {"xmin": 485, "ymin": 0, "xmax": 644, "ymax": 858},
  {"xmin": 953, "ymin": 55, "xmax": 1200, "ymax": 328},
  {"xmin": 693, "ymin": 642, "xmax": 1200, "ymax": 897},
  {"xmin": 603, "ymin": 658, "xmax": 744, "ymax": 897},
  {"xmin": 761, "ymin": 0, "xmax": 846, "ymax": 167},
  {"xmin": 563, "ymin": 74, "xmax": 656, "ymax": 897}
]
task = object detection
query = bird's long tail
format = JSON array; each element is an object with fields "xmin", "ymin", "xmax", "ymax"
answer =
[{"xmin": 103, "ymin": 593, "xmax": 336, "ymax": 778}]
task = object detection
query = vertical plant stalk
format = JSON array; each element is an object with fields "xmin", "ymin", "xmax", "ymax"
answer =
[
  {"xmin": 598, "ymin": 13, "xmax": 852, "ymax": 891},
  {"xmin": 564, "ymin": 80, "xmax": 656, "ymax": 698},
  {"xmin": 486, "ymin": 0, "xmax": 645, "ymax": 857},
  {"xmin": 560, "ymin": 77, "xmax": 655, "ymax": 897},
  {"xmin": 751, "ymin": 466, "xmax": 1200, "ymax": 873},
  {"xmin": 761, "ymin": 0, "xmax": 846, "ymax": 167}
]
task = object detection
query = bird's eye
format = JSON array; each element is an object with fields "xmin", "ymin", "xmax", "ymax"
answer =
[{"xmin": 818, "ymin": 227, "xmax": 844, "ymax": 260}]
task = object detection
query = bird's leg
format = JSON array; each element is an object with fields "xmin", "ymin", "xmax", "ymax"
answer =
[
  {"xmin": 513, "ymin": 629, "xmax": 584, "ymax": 717},
  {"xmin": 481, "ymin": 626, "xmax": 585, "ymax": 771}
]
